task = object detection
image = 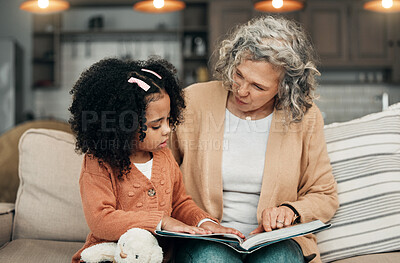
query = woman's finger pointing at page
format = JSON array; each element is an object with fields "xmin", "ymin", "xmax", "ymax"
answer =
[{"xmin": 262, "ymin": 209, "xmax": 273, "ymax": 232}]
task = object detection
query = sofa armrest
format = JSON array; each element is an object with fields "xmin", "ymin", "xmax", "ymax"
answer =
[{"xmin": 0, "ymin": 203, "xmax": 15, "ymax": 247}]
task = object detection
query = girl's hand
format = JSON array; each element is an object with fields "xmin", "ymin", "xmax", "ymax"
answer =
[
  {"xmin": 250, "ymin": 206, "xmax": 295, "ymax": 235},
  {"xmin": 200, "ymin": 221, "xmax": 245, "ymax": 239},
  {"xmin": 161, "ymin": 215, "xmax": 212, "ymax": 235}
]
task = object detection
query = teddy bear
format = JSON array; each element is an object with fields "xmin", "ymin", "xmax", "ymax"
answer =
[{"xmin": 80, "ymin": 228, "xmax": 163, "ymax": 263}]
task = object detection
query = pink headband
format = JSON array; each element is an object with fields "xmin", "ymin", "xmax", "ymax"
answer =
[
  {"xmin": 128, "ymin": 77, "xmax": 150, "ymax": 91},
  {"xmin": 127, "ymin": 68, "xmax": 162, "ymax": 92},
  {"xmin": 141, "ymin": 68, "xmax": 162, "ymax": 79}
]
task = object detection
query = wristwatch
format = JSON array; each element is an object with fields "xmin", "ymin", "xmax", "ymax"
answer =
[
  {"xmin": 291, "ymin": 214, "xmax": 300, "ymax": 224},
  {"xmin": 280, "ymin": 204, "xmax": 301, "ymax": 224}
]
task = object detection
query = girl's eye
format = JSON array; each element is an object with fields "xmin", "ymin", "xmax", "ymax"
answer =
[{"xmin": 152, "ymin": 126, "xmax": 161, "ymax": 130}]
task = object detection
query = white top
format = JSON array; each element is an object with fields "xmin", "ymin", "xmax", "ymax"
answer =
[
  {"xmin": 221, "ymin": 109, "xmax": 272, "ymax": 236},
  {"xmin": 134, "ymin": 158, "xmax": 153, "ymax": 180}
]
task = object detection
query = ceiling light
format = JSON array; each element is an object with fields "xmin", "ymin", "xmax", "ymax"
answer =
[
  {"xmin": 20, "ymin": 0, "xmax": 70, "ymax": 13},
  {"xmin": 134, "ymin": 0, "xmax": 185, "ymax": 13},
  {"xmin": 254, "ymin": 0, "xmax": 304, "ymax": 13},
  {"xmin": 363, "ymin": 0, "xmax": 400, "ymax": 13}
]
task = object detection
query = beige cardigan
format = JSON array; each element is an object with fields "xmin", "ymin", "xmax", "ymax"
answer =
[{"xmin": 170, "ymin": 81, "xmax": 339, "ymax": 262}]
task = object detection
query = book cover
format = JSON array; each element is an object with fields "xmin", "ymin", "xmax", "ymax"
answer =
[{"xmin": 155, "ymin": 220, "xmax": 331, "ymax": 253}]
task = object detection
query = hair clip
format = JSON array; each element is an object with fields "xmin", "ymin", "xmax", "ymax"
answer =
[
  {"xmin": 141, "ymin": 69, "xmax": 162, "ymax": 79},
  {"xmin": 128, "ymin": 77, "xmax": 150, "ymax": 91}
]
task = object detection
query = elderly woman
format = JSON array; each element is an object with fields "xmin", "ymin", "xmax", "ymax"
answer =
[{"xmin": 170, "ymin": 16, "xmax": 339, "ymax": 263}]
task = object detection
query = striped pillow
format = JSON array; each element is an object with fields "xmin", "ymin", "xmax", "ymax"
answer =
[{"xmin": 316, "ymin": 103, "xmax": 400, "ymax": 262}]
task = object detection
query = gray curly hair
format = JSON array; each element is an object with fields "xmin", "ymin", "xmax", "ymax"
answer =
[{"xmin": 214, "ymin": 15, "xmax": 320, "ymax": 124}]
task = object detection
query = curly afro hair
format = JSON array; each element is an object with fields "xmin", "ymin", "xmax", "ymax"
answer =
[{"xmin": 69, "ymin": 57, "xmax": 185, "ymax": 178}]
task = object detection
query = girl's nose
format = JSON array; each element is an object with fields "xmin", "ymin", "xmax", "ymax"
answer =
[{"xmin": 162, "ymin": 123, "xmax": 171, "ymax": 135}]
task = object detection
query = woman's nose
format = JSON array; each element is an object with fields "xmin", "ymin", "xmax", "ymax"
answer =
[{"xmin": 237, "ymin": 83, "xmax": 249, "ymax": 96}]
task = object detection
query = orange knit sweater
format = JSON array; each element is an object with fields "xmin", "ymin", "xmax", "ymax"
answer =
[{"xmin": 72, "ymin": 147, "xmax": 215, "ymax": 263}]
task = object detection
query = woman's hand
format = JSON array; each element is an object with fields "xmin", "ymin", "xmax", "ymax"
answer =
[
  {"xmin": 200, "ymin": 221, "xmax": 245, "ymax": 239},
  {"xmin": 250, "ymin": 206, "xmax": 295, "ymax": 234},
  {"xmin": 161, "ymin": 215, "xmax": 212, "ymax": 235}
]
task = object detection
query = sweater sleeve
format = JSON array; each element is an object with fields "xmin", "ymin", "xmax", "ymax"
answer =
[
  {"xmin": 79, "ymin": 158, "xmax": 164, "ymax": 241},
  {"xmin": 281, "ymin": 108, "xmax": 339, "ymax": 223}
]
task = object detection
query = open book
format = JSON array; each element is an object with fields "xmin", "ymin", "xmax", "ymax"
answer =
[{"xmin": 155, "ymin": 220, "xmax": 330, "ymax": 253}]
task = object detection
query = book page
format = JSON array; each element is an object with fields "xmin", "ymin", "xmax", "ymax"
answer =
[
  {"xmin": 155, "ymin": 220, "xmax": 330, "ymax": 253},
  {"xmin": 241, "ymin": 220, "xmax": 328, "ymax": 250},
  {"xmin": 155, "ymin": 230, "xmax": 244, "ymax": 243}
]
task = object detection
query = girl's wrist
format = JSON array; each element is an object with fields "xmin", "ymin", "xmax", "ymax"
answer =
[{"xmin": 198, "ymin": 218, "xmax": 218, "ymax": 227}]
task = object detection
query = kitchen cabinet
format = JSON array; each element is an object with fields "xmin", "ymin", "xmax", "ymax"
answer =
[
  {"xmin": 303, "ymin": 1, "xmax": 349, "ymax": 66},
  {"xmin": 304, "ymin": 0, "xmax": 395, "ymax": 67},
  {"xmin": 208, "ymin": 0, "xmax": 400, "ymax": 82},
  {"xmin": 350, "ymin": 1, "xmax": 394, "ymax": 67},
  {"xmin": 303, "ymin": 0, "xmax": 400, "ymax": 82},
  {"xmin": 208, "ymin": 0, "xmax": 302, "ymax": 52},
  {"xmin": 209, "ymin": 0, "xmax": 254, "ymax": 68}
]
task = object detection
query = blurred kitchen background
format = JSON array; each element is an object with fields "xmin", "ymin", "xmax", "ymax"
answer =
[{"xmin": 0, "ymin": 0, "xmax": 400, "ymax": 135}]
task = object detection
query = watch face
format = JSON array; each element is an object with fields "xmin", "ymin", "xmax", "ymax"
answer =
[{"xmin": 292, "ymin": 215, "xmax": 300, "ymax": 224}]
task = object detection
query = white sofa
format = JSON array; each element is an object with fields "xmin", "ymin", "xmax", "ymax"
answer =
[{"xmin": 0, "ymin": 103, "xmax": 399, "ymax": 262}]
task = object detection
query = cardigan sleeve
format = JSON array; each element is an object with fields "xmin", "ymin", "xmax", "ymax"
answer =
[
  {"xmin": 281, "ymin": 108, "xmax": 339, "ymax": 223},
  {"xmin": 79, "ymin": 157, "xmax": 164, "ymax": 241}
]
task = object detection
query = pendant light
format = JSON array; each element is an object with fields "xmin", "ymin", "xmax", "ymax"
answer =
[
  {"xmin": 134, "ymin": 0, "xmax": 185, "ymax": 13},
  {"xmin": 364, "ymin": 0, "xmax": 400, "ymax": 13},
  {"xmin": 20, "ymin": 0, "xmax": 69, "ymax": 13},
  {"xmin": 254, "ymin": 0, "xmax": 305, "ymax": 13}
]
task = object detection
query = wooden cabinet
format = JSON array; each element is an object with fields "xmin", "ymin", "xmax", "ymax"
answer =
[
  {"xmin": 303, "ymin": 1, "xmax": 349, "ymax": 66},
  {"xmin": 349, "ymin": 1, "xmax": 394, "ymax": 67},
  {"xmin": 302, "ymin": 0, "xmax": 399, "ymax": 82},
  {"xmin": 208, "ymin": 0, "xmax": 400, "ymax": 82},
  {"xmin": 209, "ymin": 0, "xmax": 254, "ymax": 69},
  {"xmin": 303, "ymin": 1, "xmax": 395, "ymax": 67}
]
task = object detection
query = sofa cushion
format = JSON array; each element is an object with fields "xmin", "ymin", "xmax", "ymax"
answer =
[
  {"xmin": 0, "ymin": 119, "xmax": 72, "ymax": 203},
  {"xmin": 0, "ymin": 238, "xmax": 84, "ymax": 263},
  {"xmin": 332, "ymin": 252, "xmax": 400, "ymax": 263},
  {"xmin": 0, "ymin": 203, "xmax": 14, "ymax": 247},
  {"xmin": 13, "ymin": 128, "xmax": 90, "ymax": 242},
  {"xmin": 316, "ymin": 103, "xmax": 400, "ymax": 262}
]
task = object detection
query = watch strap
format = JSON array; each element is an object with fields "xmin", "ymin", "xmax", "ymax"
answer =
[{"xmin": 280, "ymin": 203, "xmax": 301, "ymax": 224}]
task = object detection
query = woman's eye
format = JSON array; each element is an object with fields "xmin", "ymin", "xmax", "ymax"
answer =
[
  {"xmin": 254, "ymin": 84, "xmax": 264, "ymax": 90},
  {"xmin": 152, "ymin": 126, "xmax": 161, "ymax": 130},
  {"xmin": 236, "ymin": 71, "xmax": 243, "ymax": 78}
]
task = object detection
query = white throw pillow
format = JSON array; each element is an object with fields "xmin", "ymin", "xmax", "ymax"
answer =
[
  {"xmin": 13, "ymin": 128, "xmax": 89, "ymax": 241},
  {"xmin": 316, "ymin": 103, "xmax": 400, "ymax": 262}
]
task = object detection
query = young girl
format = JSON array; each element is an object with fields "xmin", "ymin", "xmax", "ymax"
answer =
[{"xmin": 69, "ymin": 57, "xmax": 242, "ymax": 263}]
